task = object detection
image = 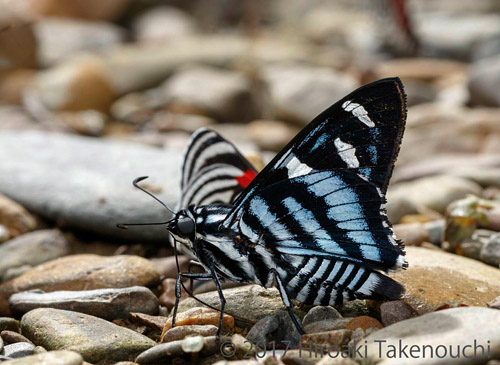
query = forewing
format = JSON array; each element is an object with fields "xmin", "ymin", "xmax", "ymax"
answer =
[
  {"xmin": 222, "ymin": 78, "xmax": 406, "ymax": 228},
  {"xmin": 238, "ymin": 170, "xmax": 406, "ymax": 272},
  {"xmin": 178, "ymin": 128, "xmax": 257, "ymax": 209}
]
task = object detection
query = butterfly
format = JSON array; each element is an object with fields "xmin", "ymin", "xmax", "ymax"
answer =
[{"xmin": 120, "ymin": 77, "xmax": 408, "ymax": 335}]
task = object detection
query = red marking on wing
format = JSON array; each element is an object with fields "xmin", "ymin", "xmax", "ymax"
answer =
[{"xmin": 236, "ymin": 169, "xmax": 257, "ymax": 188}]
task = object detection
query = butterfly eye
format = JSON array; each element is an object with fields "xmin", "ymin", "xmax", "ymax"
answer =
[{"xmin": 177, "ymin": 217, "xmax": 195, "ymax": 236}]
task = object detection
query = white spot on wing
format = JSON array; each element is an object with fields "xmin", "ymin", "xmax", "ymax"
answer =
[
  {"xmin": 286, "ymin": 156, "xmax": 312, "ymax": 178},
  {"xmin": 342, "ymin": 100, "xmax": 375, "ymax": 127},
  {"xmin": 334, "ymin": 138, "xmax": 359, "ymax": 168}
]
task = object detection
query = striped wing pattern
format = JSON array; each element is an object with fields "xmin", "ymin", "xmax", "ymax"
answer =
[
  {"xmin": 178, "ymin": 128, "xmax": 257, "ymax": 209},
  {"xmin": 219, "ymin": 78, "xmax": 407, "ymax": 304}
]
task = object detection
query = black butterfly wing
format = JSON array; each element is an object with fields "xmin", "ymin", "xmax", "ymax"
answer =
[
  {"xmin": 221, "ymin": 78, "xmax": 407, "ymax": 303},
  {"xmin": 177, "ymin": 128, "xmax": 257, "ymax": 209},
  {"xmin": 222, "ymin": 77, "xmax": 406, "ymax": 232}
]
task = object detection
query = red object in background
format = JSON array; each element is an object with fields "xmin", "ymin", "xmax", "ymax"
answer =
[{"xmin": 236, "ymin": 169, "xmax": 257, "ymax": 188}]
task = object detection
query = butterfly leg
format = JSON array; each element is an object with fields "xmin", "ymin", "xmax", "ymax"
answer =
[
  {"xmin": 274, "ymin": 271, "xmax": 305, "ymax": 335},
  {"xmin": 209, "ymin": 266, "xmax": 226, "ymax": 337},
  {"xmin": 172, "ymin": 272, "xmax": 213, "ymax": 328}
]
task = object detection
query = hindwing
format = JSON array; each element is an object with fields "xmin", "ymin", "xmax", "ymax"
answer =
[{"xmin": 178, "ymin": 128, "xmax": 257, "ymax": 209}]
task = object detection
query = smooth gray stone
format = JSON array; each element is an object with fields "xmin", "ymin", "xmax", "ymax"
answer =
[
  {"xmin": 364, "ymin": 307, "xmax": 500, "ymax": 364},
  {"xmin": 0, "ymin": 131, "xmax": 182, "ymax": 242},
  {"xmin": 1, "ymin": 342, "xmax": 35, "ymax": 358},
  {"xmin": 9, "ymin": 286, "xmax": 159, "ymax": 319},
  {"xmin": 0, "ymin": 230, "xmax": 69, "ymax": 281}
]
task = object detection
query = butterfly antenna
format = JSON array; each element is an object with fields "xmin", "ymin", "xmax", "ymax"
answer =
[
  {"xmin": 116, "ymin": 176, "xmax": 176, "ymax": 229},
  {"xmin": 132, "ymin": 176, "xmax": 176, "ymax": 215}
]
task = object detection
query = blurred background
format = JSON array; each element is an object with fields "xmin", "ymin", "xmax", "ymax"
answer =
[{"xmin": 0, "ymin": 0, "xmax": 500, "ymax": 270}]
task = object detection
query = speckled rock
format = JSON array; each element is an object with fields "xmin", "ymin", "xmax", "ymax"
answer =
[
  {"xmin": 9, "ymin": 286, "xmax": 158, "ymax": 319},
  {"xmin": 345, "ymin": 316, "xmax": 382, "ymax": 332},
  {"xmin": 0, "ymin": 350, "xmax": 83, "ymax": 364},
  {"xmin": 0, "ymin": 255, "xmax": 160, "ymax": 316},
  {"xmin": 390, "ymin": 247, "xmax": 500, "ymax": 313},
  {"xmin": 2, "ymin": 342, "xmax": 35, "ymax": 358},
  {"xmin": 0, "ymin": 229, "xmax": 70, "ymax": 282},
  {"xmin": 0, "ymin": 318, "xmax": 19, "ymax": 332},
  {"xmin": 21, "ymin": 309, "xmax": 155, "ymax": 364},
  {"xmin": 301, "ymin": 329, "xmax": 352, "ymax": 348}
]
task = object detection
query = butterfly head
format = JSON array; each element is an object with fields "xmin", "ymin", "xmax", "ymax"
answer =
[{"xmin": 167, "ymin": 209, "xmax": 197, "ymax": 251}]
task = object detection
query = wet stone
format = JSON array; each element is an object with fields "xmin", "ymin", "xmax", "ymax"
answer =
[
  {"xmin": 247, "ymin": 310, "xmax": 301, "ymax": 348},
  {"xmin": 9, "ymin": 286, "xmax": 159, "ymax": 320},
  {"xmin": 2, "ymin": 342, "xmax": 35, "ymax": 358},
  {"xmin": 302, "ymin": 306, "xmax": 342, "ymax": 327},
  {"xmin": 161, "ymin": 325, "xmax": 218, "ymax": 343},
  {"xmin": 0, "ymin": 350, "xmax": 83, "ymax": 365},
  {"xmin": 20, "ymin": 308, "xmax": 155, "ymax": 364}
]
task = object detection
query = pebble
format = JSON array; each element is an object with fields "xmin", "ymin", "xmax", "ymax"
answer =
[
  {"xmin": 34, "ymin": 18, "xmax": 124, "ymax": 67},
  {"xmin": 162, "ymin": 66, "xmax": 258, "ymax": 123},
  {"xmin": 303, "ymin": 318, "xmax": 352, "ymax": 334},
  {"xmin": 0, "ymin": 318, "xmax": 20, "ymax": 332},
  {"xmin": 132, "ymin": 6, "xmax": 197, "ymax": 42},
  {"xmin": 262, "ymin": 64, "xmax": 358, "ymax": 125},
  {"xmin": 0, "ymin": 350, "xmax": 83, "ymax": 365},
  {"xmin": 1, "ymin": 342, "xmax": 35, "ymax": 358},
  {"xmin": 0, "ymin": 225, "xmax": 9, "ymax": 243},
  {"xmin": 316, "ymin": 357, "xmax": 358, "ymax": 365},
  {"xmin": 55, "ymin": 110, "xmax": 107, "ymax": 136},
  {"xmin": 21, "ymin": 308, "xmax": 155, "ymax": 364},
  {"xmin": 158, "ymin": 278, "xmax": 189, "ymax": 310},
  {"xmin": 162, "ymin": 307, "xmax": 234, "ymax": 337},
  {"xmin": 0, "ymin": 131, "xmax": 183, "ymax": 242},
  {"xmin": 423, "ymin": 220, "xmax": 445, "ymax": 246},
  {"xmin": 364, "ymin": 307, "xmax": 500, "ymax": 364},
  {"xmin": 0, "ymin": 255, "xmax": 160, "ymax": 316},
  {"xmin": 480, "ymin": 233, "xmax": 500, "ymax": 267},
  {"xmin": 336, "ymin": 300, "xmax": 371, "ymax": 318},
  {"xmin": 135, "ymin": 335, "xmax": 221, "ymax": 364},
  {"xmin": 248, "ymin": 120, "xmax": 299, "ymax": 152},
  {"xmin": 1, "ymin": 330, "xmax": 33, "ymax": 345},
  {"xmin": 0, "ymin": 194, "xmax": 36, "ymax": 238},
  {"xmin": 178, "ymin": 285, "xmax": 306, "ymax": 326},
  {"xmin": 388, "ymin": 175, "xmax": 482, "ymax": 214},
  {"xmin": 0, "ymin": 229, "xmax": 70, "ymax": 282},
  {"xmin": 374, "ymin": 58, "xmax": 466, "ymax": 82},
  {"xmin": 393, "ymin": 223, "xmax": 430, "ymax": 246},
  {"xmin": 488, "ymin": 296, "xmax": 500, "ymax": 309},
  {"xmin": 9, "ymin": 286, "xmax": 159, "ymax": 319},
  {"xmin": 301, "ymin": 329, "xmax": 352, "ymax": 348},
  {"xmin": 390, "ymin": 247, "xmax": 500, "ymax": 313},
  {"xmin": 128, "ymin": 313, "xmax": 167, "ymax": 342},
  {"xmin": 281, "ymin": 349, "xmax": 318, "ymax": 365},
  {"xmin": 379, "ymin": 301, "xmax": 416, "ymax": 327},
  {"xmin": 345, "ymin": 316, "xmax": 382, "ymax": 332},
  {"xmin": 247, "ymin": 310, "xmax": 301, "ymax": 348},
  {"xmin": 302, "ymin": 306, "xmax": 342, "ymax": 327},
  {"xmin": 161, "ymin": 325, "xmax": 218, "ymax": 343},
  {"xmin": 469, "ymin": 54, "xmax": 500, "ymax": 107}
]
